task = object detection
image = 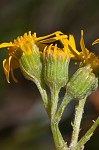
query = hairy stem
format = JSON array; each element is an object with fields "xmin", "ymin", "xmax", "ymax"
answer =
[
  {"xmin": 72, "ymin": 117, "xmax": 99, "ymax": 150},
  {"xmin": 50, "ymin": 85, "xmax": 60, "ymax": 121},
  {"xmin": 54, "ymin": 92, "xmax": 72, "ymax": 123},
  {"xmin": 50, "ymin": 85, "xmax": 68, "ymax": 150},
  {"xmin": 51, "ymin": 123, "xmax": 68, "ymax": 150},
  {"xmin": 35, "ymin": 79, "xmax": 51, "ymax": 117},
  {"xmin": 70, "ymin": 97, "xmax": 86, "ymax": 149}
]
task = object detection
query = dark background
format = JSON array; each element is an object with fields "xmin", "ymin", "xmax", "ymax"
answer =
[{"xmin": 0, "ymin": 0, "xmax": 99, "ymax": 150}]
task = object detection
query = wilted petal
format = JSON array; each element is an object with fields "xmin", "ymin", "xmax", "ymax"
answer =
[
  {"xmin": 11, "ymin": 68, "xmax": 18, "ymax": 83},
  {"xmin": 3, "ymin": 56, "xmax": 12, "ymax": 83},
  {"xmin": 10, "ymin": 58, "xmax": 19, "ymax": 83}
]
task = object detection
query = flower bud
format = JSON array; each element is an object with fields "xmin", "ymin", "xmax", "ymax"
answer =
[
  {"xmin": 42, "ymin": 44, "xmax": 70, "ymax": 89},
  {"xmin": 66, "ymin": 66, "xmax": 98, "ymax": 100}
]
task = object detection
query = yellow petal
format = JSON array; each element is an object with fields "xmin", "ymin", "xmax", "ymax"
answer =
[
  {"xmin": 80, "ymin": 30, "xmax": 89, "ymax": 58},
  {"xmin": 68, "ymin": 34, "xmax": 81, "ymax": 59},
  {"xmin": 37, "ymin": 31, "xmax": 63, "ymax": 41},
  {"xmin": 10, "ymin": 58, "xmax": 19, "ymax": 83},
  {"xmin": 3, "ymin": 56, "xmax": 12, "ymax": 83},
  {"xmin": 64, "ymin": 37, "xmax": 79, "ymax": 59},
  {"xmin": 11, "ymin": 68, "xmax": 18, "ymax": 83},
  {"xmin": 68, "ymin": 44, "xmax": 80, "ymax": 60},
  {"xmin": 0, "ymin": 42, "xmax": 14, "ymax": 48},
  {"xmin": 69, "ymin": 35, "xmax": 76, "ymax": 49},
  {"xmin": 37, "ymin": 31, "xmax": 67, "ymax": 44},
  {"xmin": 92, "ymin": 39, "xmax": 99, "ymax": 45},
  {"xmin": 39, "ymin": 35, "xmax": 67, "ymax": 44}
]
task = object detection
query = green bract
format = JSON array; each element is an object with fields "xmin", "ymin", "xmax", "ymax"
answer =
[{"xmin": 19, "ymin": 44, "xmax": 42, "ymax": 82}]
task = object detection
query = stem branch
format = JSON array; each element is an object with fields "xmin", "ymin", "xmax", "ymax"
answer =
[
  {"xmin": 35, "ymin": 79, "xmax": 51, "ymax": 116},
  {"xmin": 73, "ymin": 117, "xmax": 99, "ymax": 150},
  {"xmin": 54, "ymin": 92, "xmax": 72, "ymax": 123}
]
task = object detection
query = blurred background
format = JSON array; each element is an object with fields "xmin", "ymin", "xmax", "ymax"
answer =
[{"xmin": 0, "ymin": 0, "xmax": 99, "ymax": 150}]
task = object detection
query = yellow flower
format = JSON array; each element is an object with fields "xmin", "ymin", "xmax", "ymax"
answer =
[
  {"xmin": 0, "ymin": 31, "xmax": 68, "ymax": 83},
  {"xmin": 67, "ymin": 30, "xmax": 99, "ymax": 76},
  {"xmin": 0, "ymin": 31, "xmax": 37, "ymax": 83}
]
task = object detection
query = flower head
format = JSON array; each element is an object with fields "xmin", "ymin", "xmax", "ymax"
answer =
[
  {"xmin": 0, "ymin": 31, "xmax": 38, "ymax": 83},
  {"xmin": 42, "ymin": 44, "xmax": 70, "ymax": 88},
  {"xmin": 0, "ymin": 31, "xmax": 68, "ymax": 83},
  {"xmin": 67, "ymin": 30, "xmax": 99, "ymax": 76}
]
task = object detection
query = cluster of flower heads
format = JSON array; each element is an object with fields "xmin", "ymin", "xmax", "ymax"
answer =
[{"xmin": 0, "ymin": 30, "xmax": 99, "ymax": 83}]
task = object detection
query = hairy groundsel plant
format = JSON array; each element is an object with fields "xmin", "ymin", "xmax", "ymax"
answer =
[{"xmin": 0, "ymin": 30, "xmax": 99, "ymax": 150}]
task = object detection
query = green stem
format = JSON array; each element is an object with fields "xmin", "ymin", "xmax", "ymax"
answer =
[
  {"xmin": 50, "ymin": 92, "xmax": 72, "ymax": 149},
  {"xmin": 19, "ymin": 65, "xmax": 51, "ymax": 116},
  {"xmin": 70, "ymin": 97, "xmax": 86, "ymax": 149},
  {"xmin": 51, "ymin": 85, "xmax": 60, "ymax": 121},
  {"xmin": 51, "ymin": 123, "xmax": 68, "ymax": 150},
  {"xmin": 50, "ymin": 85, "xmax": 68, "ymax": 150},
  {"xmin": 73, "ymin": 117, "xmax": 99, "ymax": 150},
  {"xmin": 35, "ymin": 78, "xmax": 51, "ymax": 117},
  {"xmin": 54, "ymin": 92, "xmax": 72, "ymax": 123}
]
